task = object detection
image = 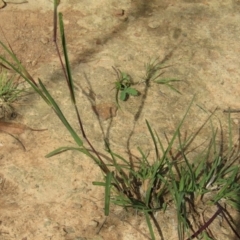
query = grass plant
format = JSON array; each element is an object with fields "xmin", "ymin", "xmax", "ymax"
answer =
[
  {"xmin": 0, "ymin": 67, "xmax": 25, "ymax": 119},
  {"xmin": 0, "ymin": 1, "xmax": 239, "ymax": 239},
  {"xmin": 141, "ymin": 57, "xmax": 182, "ymax": 94}
]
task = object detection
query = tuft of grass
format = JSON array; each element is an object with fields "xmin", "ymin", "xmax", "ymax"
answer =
[
  {"xmin": 0, "ymin": 1, "xmax": 239, "ymax": 239},
  {"xmin": 160, "ymin": 114, "xmax": 240, "ymax": 240},
  {"xmin": 142, "ymin": 57, "xmax": 182, "ymax": 94},
  {"xmin": 0, "ymin": 68, "xmax": 25, "ymax": 119}
]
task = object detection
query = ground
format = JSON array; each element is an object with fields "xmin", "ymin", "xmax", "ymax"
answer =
[{"xmin": 0, "ymin": 0, "xmax": 240, "ymax": 240}]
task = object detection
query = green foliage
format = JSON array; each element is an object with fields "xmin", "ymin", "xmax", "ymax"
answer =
[
  {"xmin": 0, "ymin": 70, "xmax": 24, "ymax": 103},
  {"xmin": 143, "ymin": 57, "xmax": 182, "ymax": 94},
  {"xmin": 159, "ymin": 118, "xmax": 240, "ymax": 240},
  {"xmin": 0, "ymin": 68, "xmax": 26, "ymax": 119},
  {"xmin": 0, "ymin": 2, "xmax": 239, "ymax": 240},
  {"xmin": 113, "ymin": 67, "xmax": 138, "ymax": 106},
  {"xmin": 113, "ymin": 57, "xmax": 181, "ymax": 108}
]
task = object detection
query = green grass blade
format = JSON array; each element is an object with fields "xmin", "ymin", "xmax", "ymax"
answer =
[
  {"xmin": 53, "ymin": 0, "xmax": 60, "ymax": 41},
  {"xmin": 227, "ymin": 111, "xmax": 233, "ymax": 154},
  {"xmin": 38, "ymin": 79, "xmax": 83, "ymax": 146},
  {"xmin": 146, "ymin": 120, "xmax": 159, "ymax": 160},
  {"xmin": 137, "ymin": 147, "xmax": 150, "ymax": 165},
  {"xmin": 165, "ymin": 96, "xmax": 195, "ymax": 158},
  {"xmin": 104, "ymin": 172, "xmax": 112, "ymax": 216},
  {"xmin": 144, "ymin": 212, "xmax": 155, "ymax": 240},
  {"xmin": 155, "ymin": 130, "xmax": 166, "ymax": 155},
  {"xmin": 105, "ymin": 145, "xmax": 130, "ymax": 185},
  {"xmin": 92, "ymin": 182, "xmax": 105, "ymax": 186},
  {"xmin": 45, "ymin": 146, "xmax": 84, "ymax": 158},
  {"xmin": 45, "ymin": 146, "xmax": 102, "ymax": 168},
  {"xmin": 154, "ymin": 78, "xmax": 181, "ymax": 94},
  {"xmin": 58, "ymin": 13, "xmax": 76, "ymax": 104}
]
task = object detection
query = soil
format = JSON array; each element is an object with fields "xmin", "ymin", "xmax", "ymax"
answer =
[{"xmin": 0, "ymin": 0, "xmax": 240, "ymax": 240}]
